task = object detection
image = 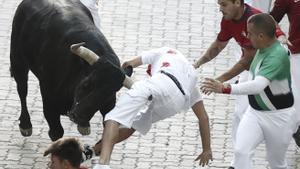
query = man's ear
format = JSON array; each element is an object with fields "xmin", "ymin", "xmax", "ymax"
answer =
[{"xmin": 258, "ymin": 33, "xmax": 265, "ymax": 40}]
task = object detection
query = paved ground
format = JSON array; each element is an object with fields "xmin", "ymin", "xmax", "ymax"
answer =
[{"xmin": 0, "ymin": 0, "xmax": 299, "ymax": 168}]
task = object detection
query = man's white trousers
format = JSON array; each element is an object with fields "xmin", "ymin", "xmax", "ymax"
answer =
[{"xmin": 234, "ymin": 106, "xmax": 297, "ymax": 169}]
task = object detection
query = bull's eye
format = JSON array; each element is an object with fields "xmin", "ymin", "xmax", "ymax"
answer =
[
  {"xmin": 82, "ymin": 81, "xmax": 91, "ymax": 89},
  {"xmin": 83, "ymin": 83, "xmax": 89, "ymax": 88},
  {"xmin": 75, "ymin": 102, "xmax": 79, "ymax": 106}
]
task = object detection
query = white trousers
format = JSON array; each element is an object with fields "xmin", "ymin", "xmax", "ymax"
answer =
[
  {"xmin": 234, "ymin": 106, "xmax": 297, "ymax": 169},
  {"xmin": 230, "ymin": 70, "xmax": 249, "ymax": 166},
  {"xmin": 105, "ymin": 74, "xmax": 188, "ymax": 135},
  {"xmin": 230, "ymin": 41, "xmax": 250, "ymax": 166},
  {"xmin": 232, "ymin": 70, "xmax": 249, "ymax": 140},
  {"xmin": 245, "ymin": 0, "xmax": 272, "ymax": 13},
  {"xmin": 290, "ymin": 53, "xmax": 300, "ymax": 127}
]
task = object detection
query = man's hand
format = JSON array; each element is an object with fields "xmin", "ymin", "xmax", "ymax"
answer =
[
  {"xmin": 193, "ymin": 60, "xmax": 200, "ymax": 69},
  {"xmin": 121, "ymin": 61, "xmax": 132, "ymax": 69},
  {"xmin": 201, "ymin": 78, "xmax": 223, "ymax": 95},
  {"xmin": 195, "ymin": 149, "xmax": 213, "ymax": 167},
  {"xmin": 121, "ymin": 57, "xmax": 143, "ymax": 69}
]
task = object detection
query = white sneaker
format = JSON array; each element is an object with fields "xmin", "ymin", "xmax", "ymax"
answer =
[{"xmin": 92, "ymin": 164, "xmax": 111, "ymax": 169}]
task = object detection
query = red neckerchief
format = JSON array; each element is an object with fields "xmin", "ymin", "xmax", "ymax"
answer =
[{"xmin": 146, "ymin": 49, "xmax": 176, "ymax": 76}]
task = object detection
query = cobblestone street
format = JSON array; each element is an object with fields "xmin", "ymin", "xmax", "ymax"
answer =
[{"xmin": 0, "ymin": 0, "xmax": 299, "ymax": 168}]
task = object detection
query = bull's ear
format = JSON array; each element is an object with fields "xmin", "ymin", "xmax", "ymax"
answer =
[{"xmin": 123, "ymin": 65, "xmax": 133, "ymax": 77}]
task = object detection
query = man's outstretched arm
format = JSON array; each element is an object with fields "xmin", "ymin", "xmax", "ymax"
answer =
[
  {"xmin": 122, "ymin": 57, "xmax": 143, "ymax": 68},
  {"xmin": 194, "ymin": 39, "xmax": 228, "ymax": 68},
  {"xmin": 192, "ymin": 101, "xmax": 213, "ymax": 167},
  {"xmin": 216, "ymin": 47, "xmax": 256, "ymax": 82}
]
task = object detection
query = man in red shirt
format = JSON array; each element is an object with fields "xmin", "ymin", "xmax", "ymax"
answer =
[
  {"xmin": 270, "ymin": 0, "xmax": 300, "ymax": 147},
  {"xmin": 193, "ymin": 0, "xmax": 285, "ymax": 168}
]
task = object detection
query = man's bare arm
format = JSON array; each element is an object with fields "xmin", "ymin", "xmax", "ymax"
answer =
[
  {"xmin": 122, "ymin": 57, "xmax": 143, "ymax": 68},
  {"xmin": 194, "ymin": 39, "xmax": 228, "ymax": 68},
  {"xmin": 216, "ymin": 48, "xmax": 257, "ymax": 82},
  {"xmin": 192, "ymin": 101, "xmax": 213, "ymax": 166}
]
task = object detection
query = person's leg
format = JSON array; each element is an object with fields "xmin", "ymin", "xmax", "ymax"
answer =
[
  {"xmin": 99, "ymin": 120, "xmax": 120, "ymax": 164},
  {"xmin": 234, "ymin": 108, "xmax": 264, "ymax": 169},
  {"xmin": 94, "ymin": 128, "xmax": 136, "ymax": 155},
  {"xmin": 290, "ymin": 53, "xmax": 300, "ymax": 147},
  {"xmin": 230, "ymin": 111, "xmax": 241, "ymax": 168},
  {"xmin": 97, "ymin": 81, "xmax": 153, "ymax": 165},
  {"xmin": 232, "ymin": 96, "xmax": 248, "ymax": 145},
  {"xmin": 263, "ymin": 108, "xmax": 297, "ymax": 169},
  {"xmin": 230, "ymin": 71, "xmax": 249, "ymax": 168}
]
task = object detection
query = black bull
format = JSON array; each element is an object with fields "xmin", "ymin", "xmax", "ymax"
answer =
[{"xmin": 10, "ymin": 0, "xmax": 132, "ymax": 141}]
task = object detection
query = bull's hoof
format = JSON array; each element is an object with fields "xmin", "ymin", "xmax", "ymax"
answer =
[
  {"xmin": 49, "ymin": 130, "xmax": 64, "ymax": 141},
  {"xmin": 48, "ymin": 126, "xmax": 64, "ymax": 141},
  {"xmin": 68, "ymin": 112, "xmax": 78, "ymax": 124},
  {"xmin": 77, "ymin": 125, "xmax": 90, "ymax": 135},
  {"xmin": 19, "ymin": 126, "xmax": 32, "ymax": 137},
  {"xmin": 49, "ymin": 134, "xmax": 61, "ymax": 141}
]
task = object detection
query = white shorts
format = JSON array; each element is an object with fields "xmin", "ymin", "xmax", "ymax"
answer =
[{"xmin": 105, "ymin": 74, "xmax": 191, "ymax": 135}]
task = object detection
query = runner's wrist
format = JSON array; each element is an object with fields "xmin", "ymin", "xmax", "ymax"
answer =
[{"xmin": 221, "ymin": 83, "xmax": 231, "ymax": 94}]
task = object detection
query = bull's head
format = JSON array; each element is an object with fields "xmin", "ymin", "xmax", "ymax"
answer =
[
  {"xmin": 70, "ymin": 42, "xmax": 133, "ymax": 88},
  {"xmin": 68, "ymin": 42, "xmax": 133, "ymax": 135}
]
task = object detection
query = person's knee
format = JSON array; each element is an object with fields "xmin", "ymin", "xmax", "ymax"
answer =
[
  {"xmin": 103, "ymin": 120, "xmax": 121, "ymax": 131},
  {"xmin": 234, "ymin": 146, "xmax": 252, "ymax": 160},
  {"xmin": 233, "ymin": 147, "xmax": 253, "ymax": 169}
]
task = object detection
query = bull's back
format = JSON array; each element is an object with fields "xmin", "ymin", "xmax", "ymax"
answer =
[
  {"xmin": 10, "ymin": 0, "xmax": 95, "ymax": 108},
  {"xmin": 11, "ymin": 0, "xmax": 92, "ymax": 71}
]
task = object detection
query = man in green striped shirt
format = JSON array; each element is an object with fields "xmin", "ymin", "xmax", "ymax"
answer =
[{"xmin": 201, "ymin": 13, "xmax": 299, "ymax": 169}]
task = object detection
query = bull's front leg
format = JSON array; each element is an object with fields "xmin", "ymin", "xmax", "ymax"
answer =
[
  {"xmin": 43, "ymin": 110, "xmax": 64, "ymax": 141},
  {"xmin": 17, "ymin": 79, "xmax": 32, "ymax": 137},
  {"xmin": 10, "ymin": 60, "xmax": 32, "ymax": 137},
  {"xmin": 40, "ymin": 87, "xmax": 64, "ymax": 141},
  {"xmin": 68, "ymin": 108, "xmax": 91, "ymax": 136}
]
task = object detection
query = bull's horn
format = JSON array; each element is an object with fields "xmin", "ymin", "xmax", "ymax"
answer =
[
  {"xmin": 123, "ymin": 76, "xmax": 134, "ymax": 89},
  {"xmin": 70, "ymin": 42, "xmax": 99, "ymax": 65}
]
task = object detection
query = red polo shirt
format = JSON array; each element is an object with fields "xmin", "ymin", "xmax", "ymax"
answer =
[
  {"xmin": 270, "ymin": 0, "xmax": 300, "ymax": 54},
  {"xmin": 218, "ymin": 4, "xmax": 285, "ymax": 56}
]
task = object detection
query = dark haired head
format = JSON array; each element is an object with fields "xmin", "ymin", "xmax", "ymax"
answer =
[
  {"xmin": 44, "ymin": 137, "xmax": 83, "ymax": 167},
  {"xmin": 248, "ymin": 13, "xmax": 276, "ymax": 38}
]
